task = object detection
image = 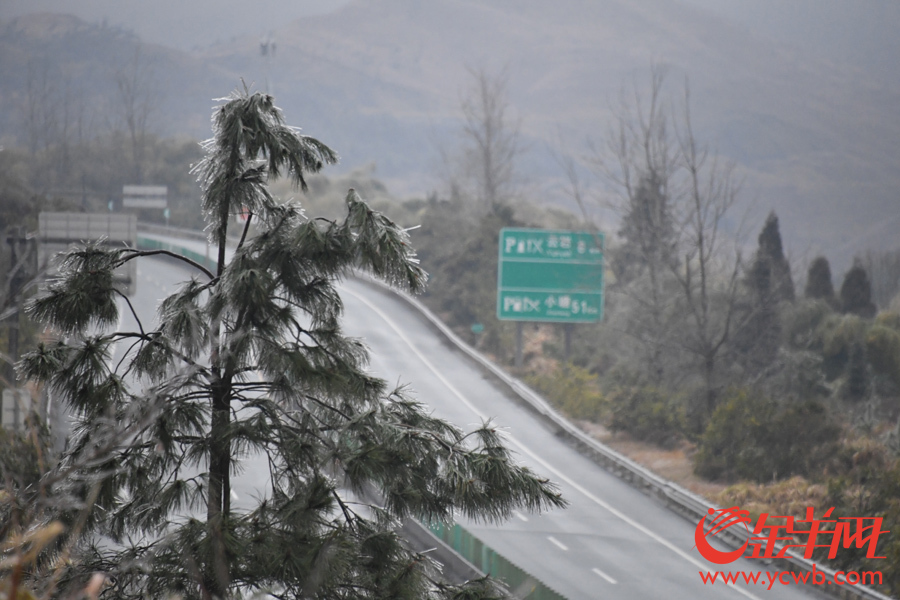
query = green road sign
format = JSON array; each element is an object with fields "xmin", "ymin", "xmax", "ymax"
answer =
[{"xmin": 497, "ymin": 228, "xmax": 604, "ymax": 322}]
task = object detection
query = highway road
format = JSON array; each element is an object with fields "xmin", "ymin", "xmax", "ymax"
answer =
[
  {"xmin": 336, "ymin": 276, "xmax": 825, "ymax": 600},
  {"xmin": 123, "ymin": 237, "xmax": 828, "ymax": 600}
]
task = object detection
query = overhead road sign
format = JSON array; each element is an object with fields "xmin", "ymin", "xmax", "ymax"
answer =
[
  {"xmin": 497, "ymin": 228, "xmax": 604, "ymax": 323},
  {"xmin": 123, "ymin": 185, "xmax": 168, "ymax": 208}
]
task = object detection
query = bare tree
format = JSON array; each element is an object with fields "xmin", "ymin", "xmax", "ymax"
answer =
[
  {"xmin": 20, "ymin": 60, "xmax": 65, "ymax": 194},
  {"xmin": 114, "ymin": 46, "xmax": 161, "ymax": 183},
  {"xmin": 585, "ymin": 70, "xmax": 748, "ymax": 409},
  {"xmin": 21, "ymin": 60, "xmax": 60, "ymax": 161},
  {"xmin": 455, "ymin": 66, "xmax": 522, "ymax": 216},
  {"xmin": 590, "ymin": 67, "xmax": 679, "ymax": 384},
  {"xmin": 670, "ymin": 86, "xmax": 746, "ymax": 412}
]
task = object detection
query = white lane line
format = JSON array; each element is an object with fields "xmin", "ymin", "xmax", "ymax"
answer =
[
  {"xmin": 548, "ymin": 536, "xmax": 568, "ymax": 551},
  {"xmin": 514, "ymin": 511, "xmax": 529, "ymax": 522},
  {"xmin": 344, "ymin": 286, "xmax": 764, "ymax": 600},
  {"xmin": 592, "ymin": 567, "xmax": 617, "ymax": 584},
  {"xmin": 231, "ymin": 489, "xmax": 240, "ymax": 501}
]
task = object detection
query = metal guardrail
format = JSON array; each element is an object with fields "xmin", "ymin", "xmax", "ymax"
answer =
[
  {"xmin": 136, "ymin": 235, "xmax": 217, "ymax": 273},
  {"xmin": 137, "ymin": 222, "xmax": 208, "ymax": 242},
  {"xmin": 137, "ymin": 222, "xmax": 243, "ymax": 244},
  {"xmin": 358, "ymin": 276, "xmax": 894, "ymax": 600},
  {"xmin": 139, "ymin": 225, "xmax": 892, "ymax": 600}
]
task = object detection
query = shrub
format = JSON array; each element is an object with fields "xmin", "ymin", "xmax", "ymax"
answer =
[
  {"xmin": 527, "ymin": 364, "xmax": 605, "ymax": 422},
  {"xmin": 694, "ymin": 388, "xmax": 840, "ymax": 482},
  {"xmin": 758, "ymin": 348, "xmax": 828, "ymax": 403},
  {"xmin": 867, "ymin": 324, "xmax": 900, "ymax": 387},
  {"xmin": 607, "ymin": 385, "xmax": 684, "ymax": 447},
  {"xmin": 876, "ymin": 311, "xmax": 900, "ymax": 332},
  {"xmin": 782, "ymin": 299, "xmax": 833, "ymax": 351},
  {"xmin": 820, "ymin": 313, "xmax": 867, "ymax": 380},
  {"xmin": 823, "ymin": 446, "xmax": 900, "ymax": 595}
]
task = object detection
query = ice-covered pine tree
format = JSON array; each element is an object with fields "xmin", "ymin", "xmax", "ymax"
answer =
[{"xmin": 22, "ymin": 88, "xmax": 565, "ymax": 599}]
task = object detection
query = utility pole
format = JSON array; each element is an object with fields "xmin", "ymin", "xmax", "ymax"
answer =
[
  {"xmin": 515, "ymin": 322, "xmax": 523, "ymax": 368},
  {"xmin": 260, "ymin": 32, "xmax": 277, "ymax": 96}
]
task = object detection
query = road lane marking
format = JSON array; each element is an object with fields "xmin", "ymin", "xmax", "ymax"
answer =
[
  {"xmin": 592, "ymin": 567, "xmax": 617, "ymax": 584},
  {"xmin": 514, "ymin": 511, "xmax": 529, "ymax": 522},
  {"xmin": 548, "ymin": 536, "xmax": 568, "ymax": 551},
  {"xmin": 343, "ymin": 285, "xmax": 764, "ymax": 600}
]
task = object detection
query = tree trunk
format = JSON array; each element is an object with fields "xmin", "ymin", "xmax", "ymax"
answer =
[
  {"xmin": 704, "ymin": 354, "xmax": 716, "ymax": 414},
  {"xmin": 205, "ymin": 382, "xmax": 231, "ymax": 596},
  {"xmin": 205, "ymin": 233, "xmax": 232, "ymax": 596}
]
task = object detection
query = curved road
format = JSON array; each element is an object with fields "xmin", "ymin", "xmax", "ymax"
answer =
[
  {"xmin": 127, "ymin": 237, "xmax": 828, "ymax": 600},
  {"xmin": 336, "ymin": 276, "xmax": 824, "ymax": 600}
]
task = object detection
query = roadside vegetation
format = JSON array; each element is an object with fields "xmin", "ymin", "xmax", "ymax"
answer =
[{"xmin": 404, "ymin": 68, "xmax": 900, "ymax": 595}]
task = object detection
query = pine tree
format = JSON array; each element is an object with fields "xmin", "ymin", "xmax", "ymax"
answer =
[
  {"xmin": 613, "ymin": 171, "xmax": 677, "ymax": 383},
  {"xmin": 21, "ymin": 89, "xmax": 564, "ymax": 599},
  {"xmin": 804, "ymin": 255, "xmax": 836, "ymax": 305},
  {"xmin": 614, "ymin": 172, "xmax": 676, "ymax": 284},
  {"xmin": 755, "ymin": 211, "xmax": 794, "ymax": 303},
  {"xmin": 736, "ymin": 253, "xmax": 781, "ymax": 374},
  {"xmin": 735, "ymin": 212, "xmax": 792, "ymax": 375},
  {"xmin": 840, "ymin": 260, "xmax": 878, "ymax": 318}
]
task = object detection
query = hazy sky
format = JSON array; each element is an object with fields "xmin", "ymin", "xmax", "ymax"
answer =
[
  {"xmin": 3, "ymin": 0, "xmax": 898, "ymax": 80},
  {"xmin": 1, "ymin": 0, "xmax": 353, "ymax": 50},
  {"xmin": 681, "ymin": 0, "xmax": 900, "ymax": 80}
]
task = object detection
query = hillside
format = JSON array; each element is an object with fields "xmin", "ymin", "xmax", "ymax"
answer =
[{"xmin": 1, "ymin": 2, "xmax": 898, "ymax": 272}]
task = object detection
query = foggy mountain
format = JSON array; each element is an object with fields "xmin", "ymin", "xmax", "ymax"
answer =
[
  {"xmin": 1, "ymin": 0, "xmax": 898, "ymax": 272},
  {"xmin": 680, "ymin": 0, "xmax": 900, "ymax": 88}
]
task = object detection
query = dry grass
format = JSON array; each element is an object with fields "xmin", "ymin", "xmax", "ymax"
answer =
[
  {"xmin": 579, "ymin": 421, "xmax": 728, "ymax": 499},
  {"xmin": 577, "ymin": 421, "xmax": 826, "ymax": 519}
]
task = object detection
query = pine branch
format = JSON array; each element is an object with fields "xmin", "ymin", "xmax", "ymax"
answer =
[{"xmin": 119, "ymin": 248, "xmax": 215, "ymax": 280}]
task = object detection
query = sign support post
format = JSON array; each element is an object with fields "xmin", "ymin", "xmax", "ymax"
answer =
[
  {"xmin": 515, "ymin": 322, "xmax": 523, "ymax": 368},
  {"xmin": 497, "ymin": 228, "xmax": 604, "ymax": 363}
]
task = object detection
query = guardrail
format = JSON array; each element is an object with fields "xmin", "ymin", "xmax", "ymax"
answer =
[
  {"xmin": 358, "ymin": 276, "xmax": 893, "ymax": 600},
  {"xmin": 138, "ymin": 222, "xmax": 209, "ymax": 242},
  {"xmin": 137, "ymin": 235, "xmax": 217, "ymax": 273},
  {"xmin": 138, "ymin": 226, "xmax": 891, "ymax": 600}
]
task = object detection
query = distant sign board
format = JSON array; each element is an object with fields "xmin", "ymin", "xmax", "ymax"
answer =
[
  {"xmin": 497, "ymin": 228, "xmax": 604, "ymax": 323},
  {"xmin": 2, "ymin": 388, "xmax": 32, "ymax": 432},
  {"xmin": 123, "ymin": 185, "xmax": 167, "ymax": 208}
]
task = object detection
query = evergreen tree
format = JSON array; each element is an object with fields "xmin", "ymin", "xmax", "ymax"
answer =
[
  {"xmin": 736, "ymin": 254, "xmax": 781, "ymax": 374},
  {"xmin": 735, "ymin": 212, "xmax": 792, "ymax": 375},
  {"xmin": 21, "ymin": 89, "xmax": 564, "ymax": 599},
  {"xmin": 804, "ymin": 255, "xmax": 836, "ymax": 305},
  {"xmin": 841, "ymin": 260, "xmax": 878, "ymax": 318},
  {"xmin": 614, "ymin": 172, "xmax": 676, "ymax": 284},
  {"xmin": 613, "ymin": 171, "xmax": 677, "ymax": 383},
  {"xmin": 755, "ymin": 211, "xmax": 794, "ymax": 303}
]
